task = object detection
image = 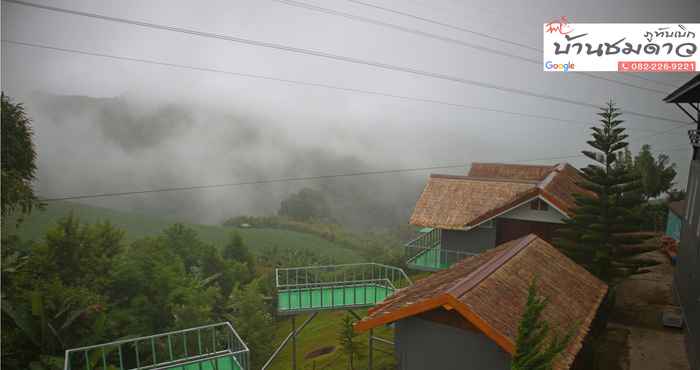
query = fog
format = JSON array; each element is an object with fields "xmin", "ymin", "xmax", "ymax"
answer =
[{"xmin": 2, "ymin": 0, "xmax": 698, "ymax": 228}]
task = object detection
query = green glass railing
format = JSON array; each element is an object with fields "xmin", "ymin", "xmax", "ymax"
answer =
[
  {"xmin": 405, "ymin": 229, "xmax": 476, "ymax": 271},
  {"xmin": 275, "ymin": 263, "xmax": 412, "ymax": 313},
  {"xmin": 64, "ymin": 322, "xmax": 249, "ymax": 370}
]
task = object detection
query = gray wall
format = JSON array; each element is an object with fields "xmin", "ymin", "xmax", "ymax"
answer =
[
  {"xmin": 676, "ymin": 159, "xmax": 700, "ymax": 370},
  {"xmin": 441, "ymin": 227, "xmax": 496, "ymax": 254},
  {"xmin": 395, "ymin": 316, "xmax": 510, "ymax": 370}
]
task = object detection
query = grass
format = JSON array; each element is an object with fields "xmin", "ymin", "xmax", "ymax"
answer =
[
  {"xmin": 268, "ymin": 310, "xmax": 396, "ymax": 370},
  {"xmin": 4, "ymin": 201, "xmax": 361, "ymax": 262}
]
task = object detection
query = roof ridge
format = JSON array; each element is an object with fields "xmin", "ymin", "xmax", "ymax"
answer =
[
  {"xmin": 430, "ymin": 173, "xmax": 540, "ymax": 185},
  {"xmin": 446, "ymin": 234, "xmax": 538, "ymax": 299},
  {"xmin": 471, "ymin": 162, "xmax": 555, "ymax": 168}
]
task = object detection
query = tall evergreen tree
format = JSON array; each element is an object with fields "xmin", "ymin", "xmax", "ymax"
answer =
[
  {"xmin": 556, "ymin": 100, "xmax": 657, "ymax": 284},
  {"xmin": 1, "ymin": 93, "xmax": 41, "ymax": 217},
  {"xmin": 512, "ymin": 279, "xmax": 572, "ymax": 370}
]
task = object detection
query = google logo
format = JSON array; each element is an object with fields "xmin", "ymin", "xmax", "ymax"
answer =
[{"xmin": 544, "ymin": 61, "xmax": 575, "ymax": 72}]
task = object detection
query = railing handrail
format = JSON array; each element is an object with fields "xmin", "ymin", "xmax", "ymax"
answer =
[
  {"xmin": 63, "ymin": 321, "xmax": 249, "ymax": 370},
  {"xmin": 275, "ymin": 263, "xmax": 411, "ymax": 288},
  {"xmin": 404, "ymin": 228, "xmax": 440, "ymax": 247},
  {"xmin": 276, "ymin": 261, "xmax": 396, "ymax": 272},
  {"xmin": 64, "ymin": 322, "xmax": 236, "ymax": 354}
]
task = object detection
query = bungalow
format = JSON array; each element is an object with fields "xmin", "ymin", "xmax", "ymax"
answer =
[
  {"xmin": 664, "ymin": 73, "xmax": 700, "ymax": 370},
  {"xmin": 666, "ymin": 200, "xmax": 686, "ymax": 242},
  {"xmin": 405, "ymin": 162, "xmax": 591, "ymax": 270},
  {"xmin": 356, "ymin": 234, "xmax": 608, "ymax": 370}
]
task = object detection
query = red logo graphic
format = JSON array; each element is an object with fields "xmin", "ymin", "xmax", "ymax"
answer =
[{"xmin": 545, "ymin": 16, "xmax": 574, "ymax": 35}]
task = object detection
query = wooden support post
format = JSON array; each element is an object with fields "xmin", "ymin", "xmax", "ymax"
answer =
[
  {"xmin": 368, "ymin": 328, "xmax": 374, "ymax": 370},
  {"xmin": 292, "ymin": 316, "xmax": 297, "ymax": 370}
]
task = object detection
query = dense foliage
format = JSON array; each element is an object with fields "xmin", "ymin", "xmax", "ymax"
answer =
[
  {"xmin": 512, "ymin": 280, "xmax": 572, "ymax": 370},
  {"xmin": 1, "ymin": 216, "xmax": 269, "ymax": 370},
  {"xmin": 555, "ymin": 101, "xmax": 657, "ymax": 284},
  {"xmin": 1, "ymin": 93, "xmax": 42, "ymax": 217}
]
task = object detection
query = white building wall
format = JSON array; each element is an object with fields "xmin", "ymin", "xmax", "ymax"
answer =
[{"xmin": 498, "ymin": 197, "xmax": 566, "ymax": 224}]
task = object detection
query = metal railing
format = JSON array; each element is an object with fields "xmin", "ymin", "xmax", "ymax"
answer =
[
  {"xmin": 64, "ymin": 322, "xmax": 249, "ymax": 370},
  {"xmin": 275, "ymin": 263, "xmax": 412, "ymax": 312},
  {"xmin": 405, "ymin": 228, "xmax": 441, "ymax": 250},
  {"xmin": 405, "ymin": 229, "xmax": 476, "ymax": 271}
]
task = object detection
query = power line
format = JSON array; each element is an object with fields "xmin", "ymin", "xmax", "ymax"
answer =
[
  {"xmin": 272, "ymin": 0, "xmax": 668, "ymax": 94},
  {"xmin": 37, "ymin": 154, "xmax": 584, "ymax": 202},
  {"xmin": 638, "ymin": 122, "xmax": 692, "ymax": 141},
  {"xmin": 38, "ymin": 146, "xmax": 690, "ymax": 202},
  {"xmin": 341, "ymin": 0, "xmax": 680, "ymax": 89},
  {"xmin": 4, "ymin": 0, "xmax": 688, "ymax": 126},
  {"xmin": 5, "ymin": 39, "xmax": 682, "ymax": 136}
]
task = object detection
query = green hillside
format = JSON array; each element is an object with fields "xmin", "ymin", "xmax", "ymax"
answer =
[
  {"xmin": 269, "ymin": 310, "xmax": 396, "ymax": 370},
  {"xmin": 4, "ymin": 201, "xmax": 361, "ymax": 263}
]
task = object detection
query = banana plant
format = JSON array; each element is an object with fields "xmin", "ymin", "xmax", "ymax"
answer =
[{"xmin": 1, "ymin": 290, "xmax": 102, "ymax": 368}]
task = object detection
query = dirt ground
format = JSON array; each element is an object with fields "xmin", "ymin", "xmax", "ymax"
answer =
[{"xmin": 607, "ymin": 245, "xmax": 690, "ymax": 370}]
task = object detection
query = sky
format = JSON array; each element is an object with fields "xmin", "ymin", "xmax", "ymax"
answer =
[{"xmin": 2, "ymin": 0, "xmax": 698, "ymax": 226}]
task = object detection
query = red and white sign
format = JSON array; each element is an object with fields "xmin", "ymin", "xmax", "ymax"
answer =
[{"xmin": 543, "ymin": 19, "xmax": 699, "ymax": 72}]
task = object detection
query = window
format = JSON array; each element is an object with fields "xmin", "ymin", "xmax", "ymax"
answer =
[{"xmin": 530, "ymin": 198, "xmax": 549, "ymax": 211}]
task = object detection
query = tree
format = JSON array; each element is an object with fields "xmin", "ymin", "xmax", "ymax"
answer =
[
  {"xmin": 1, "ymin": 93, "xmax": 42, "ymax": 217},
  {"xmin": 278, "ymin": 188, "xmax": 333, "ymax": 222},
  {"xmin": 338, "ymin": 315, "xmax": 364, "ymax": 370},
  {"xmin": 226, "ymin": 280, "xmax": 276, "ymax": 369},
  {"xmin": 633, "ymin": 144, "xmax": 676, "ymax": 199},
  {"xmin": 511, "ymin": 280, "xmax": 572, "ymax": 370},
  {"xmin": 555, "ymin": 100, "xmax": 657, "ymax": 284},
  {"xmin": 223, "ymin": 232, "xmax": 254, "ymax": 270},
  {"xmin": 1, "ymin": 216, "xmax": 124, "ymax": 369}
]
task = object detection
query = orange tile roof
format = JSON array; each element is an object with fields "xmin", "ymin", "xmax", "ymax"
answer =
[
  {"xmin": 409, "ymin": 162, "xmax": 592, "ymax": 229},
  {"xmin": 355, "ymin": 234, "xmax": 608, "ymax": 370},
  {"xmin": 468, "ymin": 163, "xmax": 556, "ymax": 181}
]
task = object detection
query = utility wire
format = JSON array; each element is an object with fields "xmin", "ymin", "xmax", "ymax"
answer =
[
  {"xmin": 272, "ymin": 0, "xmax": 668, "ymax": 94},
  {"xmin": 341, "ymin": 0, "xmax": 681, "ymax": 89},
  {"xmin": 39, "ymin": 146, "xmax": 690, "ymax": 202},
  {"xmin": 4, "ymin": 0, "xmax": 688, "ymax": 125},
  {"xmin": 37, "ymin": 154, "xmax": 586, "ymax": 202},
  {"xmin": 5, "ymin": 39, "xmax": 683, "ymax": 136}
]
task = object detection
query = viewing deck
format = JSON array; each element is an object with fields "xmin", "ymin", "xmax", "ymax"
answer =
[
  {"xmin": 405, "ymin": 228, "xmax": 476, "ymax": 271},
  {"xmin": 276, "ymin": 263, "xmax": 411, "ymax": 314},
  {"xmin": 64, "ymin": 322, "xmax": 249, "ymax": 370}
]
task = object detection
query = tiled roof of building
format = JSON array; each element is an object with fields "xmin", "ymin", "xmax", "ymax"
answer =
[
  {"xmin": 468, "ymin": 163, "xmax": 556, "ymax": 181},
  {"xmin": 355, "ymin": 234, "xmax": 608, "ymax": 370},
  {"xmin": 668, "ymin": 200, "xmax": 687, "ymax": 218},
  {"xmin": 409, "ymin": 162, "xmax": 592, "ymax": 229}
]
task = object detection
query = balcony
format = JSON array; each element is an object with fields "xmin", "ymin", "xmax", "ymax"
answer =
[
  {"xmin": 275, "ymin": 263, "xmax": 412, "ymax": 314},
  {"xmin": 405, "ymin": 228, "xmax": 476, "ymax": 271},
  {"xmin": 64, "ymin": 322, "xmax": 249, "ymax": 370}
]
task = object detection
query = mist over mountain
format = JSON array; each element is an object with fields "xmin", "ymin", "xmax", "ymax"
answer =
[{"xmin": 26, "ymin": 92, "xmax": 431, "ymax": 228}]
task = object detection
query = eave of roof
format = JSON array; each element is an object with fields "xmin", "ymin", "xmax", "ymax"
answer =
[
  {"xmin": 409, "ymin": 162, "xmax": 589, "ymax": 230},
  {"xmin": 356, "ymin": 235, "xmax": 538, "ymax": 353},
  {"xmin": 663, "ymin": 74, "xmax": 700, "ymax": 103},
  {"xmin": 355, "ymin": 234, "xmax": 609, "ymax": 370}
]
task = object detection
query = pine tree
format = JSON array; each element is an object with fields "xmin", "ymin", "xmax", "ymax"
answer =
[
  {"xmin": 511, "ymin": 280, "xmax": 572, "ymax": 370},
  {"xmin": 555, "ymin": 100, "xmax": 657, "ymax": 284},
  {"xmin": 338, "ymin": 315, "xmax": 364, "ymax": 370}
]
